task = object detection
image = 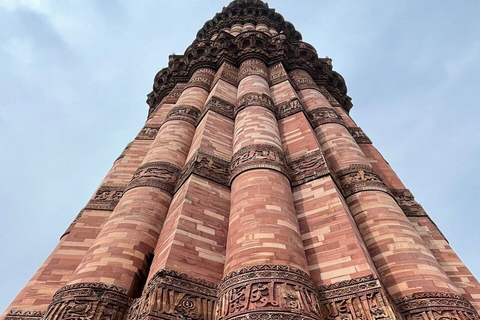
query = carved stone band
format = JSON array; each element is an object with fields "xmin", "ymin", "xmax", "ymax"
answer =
[
  {"xmin": 391, "ymin": 189, "xmax": 428, "ymax": 217},
  {"xmin": 127, "ymin": 161, "xmax": 182, "ymax": 195},
  {"xmin": 230, "ymin": 144, "xmax": 289, "ymax": 182},
  {"xmin": 335, "ymin": 165, "xmax": 390, "ymax": 197},
  {"xmin": 288, "ymin": 70, "xmax": 319, "ymax": 91},
  {"xmin": 166, "ymin": 105, "xmax": 201, "ymax": 126},
  {"xmin": 307, "ymin": 107, "xmax": 345, "ymax": 129},
  {"xmin": 269, "ymin": 63, "xmax": 289, "ymax": 86},
  {"xmin": 136, "ymin": 126, "xmax": 160, "ymax": 140},
  {"xmin": 44, "ymin": 283, "xmax": 131, "ymax": 320},
  {"xmin": 349, "ymin": 127, "xmax": 372, "ymax": 144},
  {"xmin": 5, "ymin": 310, "xmax": 45, "ymax": 320},
  {"xmin": 218, "ymin": 265, "xmax": 321, "ymax": 320},
  {"xmin": 318, "ymin": 274, "xmax": 397, "ymax": 320},
  {"xmin": 128, "ymin": 269, "xmax": 218, "ymax": 320},
  {"xmin": 277, "ymin": 98, "xmax": 304, "ymax": 120},
  {"xmin": 235, "ymin": 92, "xmax": 276, "ymax": 117},
  {"xmin": 176, "ymin": 150, "xmax": 230, "ymax": 191},
  {"xmin": 394, "ymin": 292, "xmax": 480, "ymax": 320},
  {"xmin": 288, "ymin": 150, "xmax": 329, "ymax": 187},
  {"xmin": 185, "ymin": 68, "xmax": 215, "ymax": 91},
  {"xmin": 238, "ymin": 58, "xmax": 269, "ymax": 82},
  {"xmin": 85, "ymin": 184, "xmax": 126, "ymax": 211},
  {"xmin": 202, "ymin": 96, "xmax": 235, "ymax": 120}
]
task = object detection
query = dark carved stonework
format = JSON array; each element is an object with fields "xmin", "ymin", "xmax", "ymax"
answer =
[
  {"xmin": 166, "ymin": 105, "xmax": 201, "ymax": 126},
  {"xmin": 85, "ymin": 184, "xmax": 126, "ymax": 211},
  {"xmin": 5, "ymin": 310, "xmax": 45, "ymax": 320},
  {"xmin": 176, "ymin": 149, "xmax": 230, "ymax": 191},
  {"xmin": 127, "ymin": 162, "xmax": 181, "ymax": 195},
  {"xmin": 318, "ymin": 275, "xmax": 397, "ymax": 320},
  {"xmin": 116, "ymin": 141, "xmax": 133, "ymax": 162},
  {"xmin": 277, "ymin": 98, "xmax": 304, "ymax": 120},
  {"xmin": 235, "ymin": 92, "xmax": 276, "ymax": 117},
  {"xmin": 394, "ymin": 292, "xmax": 480, "ymax": 320},
  {"xmin": 391, "ymin": 189, "xmax": 428, "ymax": 217},
  {"xmin": 136, "ymin": 126, "xmax": 160, "ymax": 140},
  {"xmin": 349, "ymin": 127, "xmax": 372, "ymax": 144},
  {"xmin": 127, "ymin": 269, "xmax": 217, "ymax": 320},
  {"xmin": 201, "ymin": 96, "xmax": 235, "ymax": 121},
  {"xmin": 239, "ymin": 58, "xmax": 269, "ymax": 81},
  {"xmin": 215, "ymin": 63, "xmax": 239, "ymax": 87},
  {"xmin": 163, "ymin": 83, "xmax": 187, "ymax": 104},
  {"xmin": 289, "ymin": 70, "xmax": 319, "ymax": 91},
  {"xmin": 269, "ymin": 62, "xmax": 289, "ymax": 86},
  {"xmin": 218, "ymin": 265, "xmax": 321, "ymax": 320},
  {"xmin": 335, "ymin": 165, "xmax": 390, "ymax": 197},
  {"xmin": 230, "ymin": 144, "xmax": 289, "ymax": 182},
  {"xmin": 318, "ymin": 86, "xmax": 341, "ymax": 107},
  {"xmin": 288, "ymin": 150, "xmax": 329, "ymax": 186},
  {"xmin": 44, "ymin": 283, "xmax": 131, "ymax": 320},
  {"xmin": 307, "ymin": 107, "xmax": 345, "ymax": 129},
  {"xmin": 185, "ymin": 68, "xmax": 215, "ymax": 91}
]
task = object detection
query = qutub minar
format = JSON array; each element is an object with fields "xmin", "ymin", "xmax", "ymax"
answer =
[{"xmin": 3, "ymin": 1, "xmax": 480, "ymax": 320}]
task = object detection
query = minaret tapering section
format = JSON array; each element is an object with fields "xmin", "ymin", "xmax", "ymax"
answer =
[{"xmin": 3, "ymin": 1, "xmax": 480, "ymax": 320}]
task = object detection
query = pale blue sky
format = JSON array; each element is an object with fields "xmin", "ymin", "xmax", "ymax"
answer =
[{"xmin": 1, "ymin": 0, "xmax": 479, "ymax": 312}]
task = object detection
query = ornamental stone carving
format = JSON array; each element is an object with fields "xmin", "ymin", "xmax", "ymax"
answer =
[
  {"xmin": 163, "ymin": 83, "xmax": 187, "ymax": 104},
  {"xmin": 288, "ymin": 70, "xmax": 318, "ymax": 91},
  {"xmin": 288, "ymin": 150, "xmax": 329, "ymax": 186},
  {"xmin": 43, "ymin": 283, "xmax": 131, "ymax": 320},
  {"xmin": 269, "ymin": 63, "xmax": 289, "ymax": 86},
  {"xmin": 136, "ymin": 126, "xmax": 160, "ymax": 140},
  {"xmin": 394, "ymin": 292, "xmax": 480, "ymax": 320},
  {"xmin": 235, "ymin": 92, "xmax": 276, "ymax": 117},
  {"xmin": 127, "ymin": 161, "xmax": 182, "ymax": 195},
  {"xmin": 238, "ymin": 58, "xmax": 268, "ymax": 81},
  {"xmin": 218, "ymin": 265, "xmax": 321, "ymax": 320},
  {"xmin": 391, "ymin": 189, "xmax": 428, "ymax": 217},
  {"xmin": 318, "ymin": 86, "xmax": 341, "ymax": 106},
  {"xmin": 230, "ymin": 144, "xmax": 289, "ymax": 182},
  {"xmin": 166, "ymin": 105, "xmax": 202, "ymax": 125},
  {"xmin": 127, "ymin": 269, "xmax": 217, "ymax": 320},
  {"xmin": 349, "ymin": 127, "xmax": 372, "ymax": 144},
  {"xmin": 335, "ymin": 165, "xmax": 390, "ymax": 197},
  {"xmin": 202, "ymin": 96, "xmax": 235, "ymax": 120},
  {"xmin": 5, "ymin": 310, "xmax": 45, "ymax": 320},
  {"xmin": 185, "ymin": 68, "xmax": 215, "ymax": 91},
  {"xmin": 215, "ymin": 63, "xmax": 239, "ymax": 87},
  {"xmin": 318, "ymin": 275, "xmax": 397, "ymax": 320},
  {"xmin": 176, "ymin": 150, "xmax": 230, "ymax": 191},
  {"xmin": 307, "ymin": 107, "xmax": 345, "ymax": 129},
  {"xmin": 277, "ymin": 98, "xmax": 304, "ymax": 120},
  {"xmin": 85, "ymin": 184, "xmax": 126, "ymax": 211}
]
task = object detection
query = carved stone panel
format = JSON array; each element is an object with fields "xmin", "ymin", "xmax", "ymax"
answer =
[
  {"xmin": 218, "ymin": 265, "xmax": 321, "ymax": 320},
  {"xmin": 349, "ymin": 127, "xmax": 372, "ymax": 144},
  {"xmin": 43, "ymin": 283, "xmax": 131, "ymax": 320},
  {"xmin": 288, "ymin": 150, "xmax": 329, "ymax": 186},
  {"xmin": 201, "ymin": 96, "xmax": 235, "ymax": 120},
  {"xmin": 307, "ymin": 107, "xmax": 345, "ymax": 129},
  {"xmin": 166, "ymin": 105, "xmax": 201, "ymax": 126},
  {"xmin": 217, "ymin": 63, "xmax": 239, "ymax": 87},
  {"xmin": 176, "ymin": 150, "xmax": 230, "ymax": 191},
  {"xmin": 230, "ymin": 144, "xmax": 289, "ymax": 182},
  {"xmin": 390, "ymin": 189, "xmax": 428, "ymax": 217},
  {"xmin": 238, "ymin": 58, "xmax": 269, "ymax": 81},
  {"xmin": 163, "ymin": 83, "xmax": 187, "ymax": 104},
  {"xmin": 127, "ymin": 162, "xmax": 181, "ymax": 195},
  {"xmin": 235, "ymin": 92, "xmax": 276, "ymax": 117},
  {"xmin": 85, "ymin": 184, "xmax": 126, "ymax": 211},
  {"xmin": 318, "ymin": 275, "xmax": 398, "ymax": 320},
  {"xmin": 335, "ymin": 165, "xmax": 390, "ymax": 197},
  {"xmin": 185, "ymin": 68, "xmax": 215, "ymax": 91},
  {"xmin": 5, "ymin": 310, "xmax": 45, "ymax": 320},
  {"xmin": 288, "ymin": 70, "xmax": 318, "ymax": 91},
  {"xmin": 136, "ymin": 127, "xmax": 160, "ymax": 140},
  {"xmin": 269, "ymin": 62, "xmax": 289, "ymax": 86},
  {"xmin": 127, "ymin": 269, "xmax": 218, "ymax": 320},
  {"xmin": 318, "ymin": 86, "xmax": 341, "ymax": 107},
  {"xmin": 277, "ymin": 98, "xmax": 304, "ymax": 120},
  {"xmin": 394, "ymin": 292, "xmax": 480, "ymax": 320}
]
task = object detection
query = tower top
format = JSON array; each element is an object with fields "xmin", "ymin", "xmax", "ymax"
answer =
[{"xmin": 196, "ymin": 0, "xmax": 302, "ymax": 42}]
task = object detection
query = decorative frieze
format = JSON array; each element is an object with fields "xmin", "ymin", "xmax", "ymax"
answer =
[
  {"xmin": 394, "ymin": 292, "xmax": 480, "ymax": 320},
  {"xmin": 335, "ymin": 165, "xmax": 390, "ymax": 197},
  {"xmin": 202, "ymin": 96, "xmax": 235, "ymax": 120},
  {"xmin": 176, "ymin": 150, "xmax": 230, "ymax": 191},
  {"xmin": 288, "ymin": 150, "xmax": 329, "ymax": 186},
  {"xmin": 127, "ymin": 161, "xmax": 182, "ymax": 195},
  {"xmin": 349, "ymin": 127, "xmax": 372, "ymax": 144},
  {"xmin": 235, "ymin": 92, "xmax": 276, "ymax": 117},
  {"xmin": 307, "ymin": 107, "xmax": 345, "ymax": 129},
  {"xmin": 43, "ymin": 283, "xmax": 131, "ymax": 320},
  {"xmin": 318, "ymin": 275, "xmax": 397, "ymax": 320},
  {"xmin": 238, "ymin": 58, "xmax": 268, "ymax": 81},
  {"xmin": 163, "ymin": 83, "xmax": 187, "ymax": 104},
  {"xmin": 185, "ymin": 68, "xmax": 215, "ymax": 91},
  {"xmin": 390, "ymin": 189, "xmax": 428, "ymax": 217},
  {"xmin": 127, "ymin": 269, "xmax": 218, "ymax": 320},
  {"xmin": 215, "ymin": 63, "xmax": 239, "ymax": 87},
  {"xmin": 85, "ymin": 184, "xmax": 125, "ymax": 211},
  {"xmin": 218, "ymin": 265, "xmax": 321, "ymax": 320},
  {"xmin": 269, "ymin": 62, "xmax": 289, "ymax": 86},
  {"xmin": 166, "ymin": 105, "xmax": 201, "ymax": 125},
  {"xmin": 288, "ymin": 69, "xmax": 318, "ymax": 91},
  {"xmin": 230, "ymin": 144, "xmax": 289, "ymax": 182},
  {"xmin": 277, "ymin": 98, "xmax": 304, "ymax": 120},
  {"xmin": 136, "ymin": 126, "xmax": 160, "ymax": 140},
  {"xmin": 5, "ymin": 310, "xmax": 45, "ymax": 320},
  {"xmin": 318, "ymin": 86, "xmax": 341, "ymax": 106}
]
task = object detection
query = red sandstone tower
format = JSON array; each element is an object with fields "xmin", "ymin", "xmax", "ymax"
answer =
[{"xmin": 3, "ymin": 1, "xmax": 480, "ymax": 320}]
